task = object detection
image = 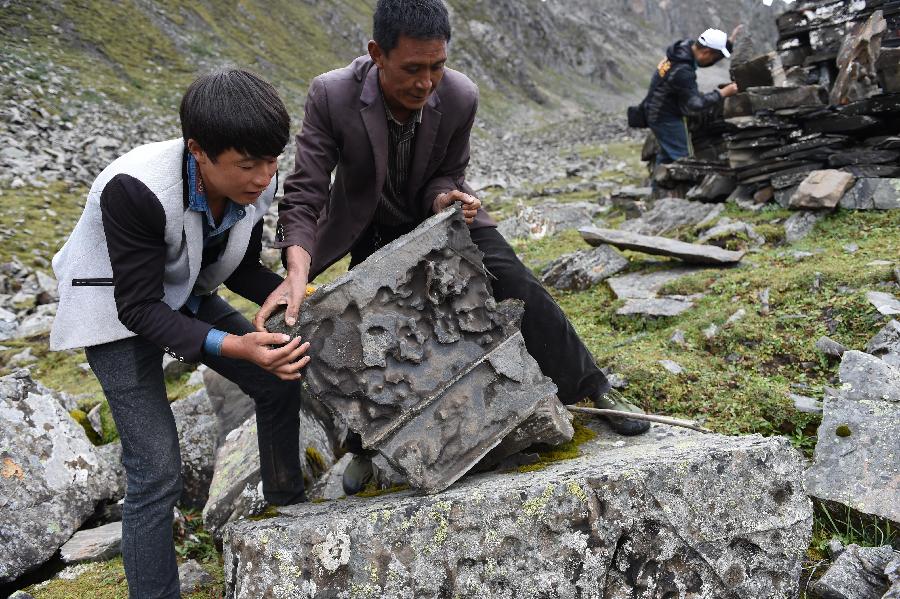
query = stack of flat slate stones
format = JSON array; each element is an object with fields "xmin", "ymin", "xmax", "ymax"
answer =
[{"xmin": 649, "ymin": 0, "xmax": 900, "ymax": 209}]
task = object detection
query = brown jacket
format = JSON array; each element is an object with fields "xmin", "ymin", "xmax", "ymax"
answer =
[{"xmin": 275, "ymin": 55, "xmax": 495, "ymax": 278}]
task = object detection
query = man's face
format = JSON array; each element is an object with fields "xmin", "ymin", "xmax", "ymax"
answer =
[
  {"xmin": 694, "ymin": 46, "xmax": 724, "ymax": 67},
  {"xmin": 189, "ymin": 142, "xmax": 278, "ymax": 206},
  {"xmin": 370, "ymin": 35, "xmax": 448, "ymax": 114}
]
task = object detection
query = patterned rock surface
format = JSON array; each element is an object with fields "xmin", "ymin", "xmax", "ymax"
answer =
[
  {"xmin": 223, "ymin": 426, "xmax": 812, "ymax": 599},
  {"xmin": 0, "ymin": 370, "xmax": 121, "ymax": 582},
  {"xmin": 267, "ymin": 210, "xmax": 557, "ymax": 494}
]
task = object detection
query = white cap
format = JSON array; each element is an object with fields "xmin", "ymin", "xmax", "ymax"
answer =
[{"xmin": 698, "ymin": 28, "xmax": 731, "ymax": 58}]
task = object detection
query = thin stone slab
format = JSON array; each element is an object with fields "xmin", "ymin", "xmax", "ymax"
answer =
[
  {"xmin": 606, "ymin": 267, "xmax": 705, "ymax": 300},
  {"xmin": 580, "ymin": 226, "xmax": 745, "ymax": 265},
  {"xmin": 839, "ymin": 178, "xmax": 900, "ymax": 210},
  {"xmin": 618, "ymin": 197, "xmax": 723, "ymax": 236},
  {"xmin": 804, "ymin": 351, "xmax": 900, "ymax": 524},
  {"xmin": 59, "ymin": 522, "xmax": 122, "ymax": 564},
  {"xmin": 616, "ymin": 297, "xmax": 696, "ymax": 317},
  {"xmin": 223, "ymin": 428, "xmax": 812, "ymax": 599},
  {"xmin": 267, "ymin": 210, "xmax": 557, "ymax": 494},
  {"xmin": 540, "ymin": 245, "xmax": 628, "ymax": 291}
]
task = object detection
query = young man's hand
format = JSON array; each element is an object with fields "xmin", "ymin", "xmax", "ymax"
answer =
[
  {"xmin": 718, "ymin": 82, "xmax": 739, "ymax": 98},
  {"xmin": 254, "ymin": 245, "xmax": 311, "ymax": 330},
  {"xmin": 433, "ymin": 190, "xmax": 481, "ymax": 224},
  {"xmin": 221, "ymin": 332, "xmax": 311, "ymax": 381}
]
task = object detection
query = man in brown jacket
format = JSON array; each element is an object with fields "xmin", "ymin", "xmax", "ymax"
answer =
[{"xmin": 257, "ymin": 0, "xmax": 649, "ymax": 492}]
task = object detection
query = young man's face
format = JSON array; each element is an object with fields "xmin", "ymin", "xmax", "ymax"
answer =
[
  {"xmin": 370, "ymin": 35, "xmax": 448, "ymax": 115},
  {"xmin": 189, "ymin": 142, "xmax": 278, "ymax": 206},
  {"xmin": 694, "ymin": 46, "xmax": 724, "ymax": 67}
]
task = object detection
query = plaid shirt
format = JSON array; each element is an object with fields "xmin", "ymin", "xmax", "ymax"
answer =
[{"xmin": 374, "ymin": 90, "xmax": 423, "ymax": 225}]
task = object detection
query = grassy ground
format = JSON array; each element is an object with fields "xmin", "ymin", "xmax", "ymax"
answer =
[{"xmin": 6, "ymin": 139, "xmax": 899, "ymax": 596}]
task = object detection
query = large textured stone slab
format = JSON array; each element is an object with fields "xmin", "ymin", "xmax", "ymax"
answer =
[
  {"xmin": 223, "ymin": 428, "xmax": 812, "ymax": 599},
  {"xmin": 497, "ymin": 200, "xmax": 602, "ymax": 240},
  {"xmin": 59, "ymin": 521, "xmax": 122, "ymax": 564},
  {"xmin": 539, "ymin": 245, "xmax": 628, "ymax": 291},
  {"xmin": 839, "ymin": 178, "xmax": 900, "ymax": 210},
  {"xmin": 810, "ymin": 544, "xmax": 895, "ymax": 599},
  {"xmin": 203, "ymin": 407, "xmax": 338, "ymax": 539},
  {"xmin": 804, "ymin": 351, "xmax": 900, "ymax": 524},
  {"xmin": 267, "ymin": 210, "xmax": 557, "ymax": 494},
  {"xmin": 580, "ymin": 226, "xmax": 745, "ymax": 265},
  {"xmin": 0, "ymin": 370, "xmax": 121, "ymax": 582},
  {"xmin": 172, "ymin": 389, "xmax": 218, "ymax": 509},
  {"xmin": 618, "ymin": 197, "xmax": 724, "ymax": 236}
]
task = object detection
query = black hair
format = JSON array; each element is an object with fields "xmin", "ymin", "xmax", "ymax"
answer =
[
  {"xmin": 180, "ymin": 69, "xmax": 290, "ymax": 161},
  {"xmin": 373, "ymin": 0, "xmax": 451, "ymax": 54}
]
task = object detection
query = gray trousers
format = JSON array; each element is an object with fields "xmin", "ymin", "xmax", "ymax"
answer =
[{"xmin": 85, "ymin": 295, "xmax": 304, "ymax": 599}]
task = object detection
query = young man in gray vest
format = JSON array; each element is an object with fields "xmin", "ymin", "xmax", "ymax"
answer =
[
  {"xmin": 51, "ymin": 70, "xmax": 310, "ymax": 599},
  {"xmin": 256, "ymin": 0, "xmax": 651, "ymax": 494}
]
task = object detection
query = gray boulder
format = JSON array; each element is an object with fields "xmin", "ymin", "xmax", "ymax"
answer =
[
  {"xmin": 203, "ymin": 407, "xmax": 338, "ymax": 540},
  {"xmin": 0, "ymin": 370, "xmax": 121, "ymax": 582},
  {"xmin": 540, "ymin": 245, "xmax": 628, "ymax": 291},
  {"xmin": 816, "ymin": 336, "xmax": 849, "ymax": 359},
  {"xmin": 810, "ymin": 544, "xmax": 895, "ymax": 599},
  {"xmin": 179, "ymin": 559, "xmax": 214, "ymax": 595},
  {"xmin": 839, "ymin": 178, "xmax": 900, "ymax": 210},
  {"xmin": 202, "ymin": 368, "xmax": 256, "ymax": 447},
  {"xmin": 619, "ymin": 197, "xmax": 723, "ymax": 236},
  {"xmin": 784, "ymin": 210, "xmax": 825, "ymax": 243},
  {"xmin": 59, "ymin": 521, "xmax": 122, "ymax": 564},
  {"xmin": 804, "ymin": 351, "xmax": 900, "ymax": 524},
  {"xmin": 267, "ymin": 210, "xmax": 557, "ymax": 494},
  {"xmin": 867, "ymin": 320, "xmax": 900, "ymax": 369},
  {"xmin": 223, "ymin": 429, "xmax": 811, "ymax": 599},
  {"xmin": 789, "ymin": 170, "xmax": 856, "ymax": 210},
  {"xmin": 172, "ymin": 389, "xmax": 218, "ymax": 509},
  {"xmin": 868, "ymin": 291, "xmax": 900, "ymax": 317},
  {"xmin": 497, "ymin": 200, "xmax": 602, "ymax": 240}
]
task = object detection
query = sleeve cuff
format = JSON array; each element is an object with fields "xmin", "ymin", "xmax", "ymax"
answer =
[{"xmin": 203, "ymin": 328, "xmax": 229, "ymax": 357}]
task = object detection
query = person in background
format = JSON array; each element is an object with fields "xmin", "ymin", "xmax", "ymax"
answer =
[
  {"xmin": 50, "ymin": 70, "xmax": 310, "ymax": 599},
  {"xmin": 644, "ymin": 26, "xmax": 742, "ymax": 164}
]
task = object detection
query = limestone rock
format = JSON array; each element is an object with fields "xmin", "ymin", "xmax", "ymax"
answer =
[
  {"xmin": 202, "ymin": 369, "xmax": 256, "ymax": 447},
  {"xmin": 789, "ymin": 170, "xmax": 856, "ymax": 209},
  {"xmin": 886, "ymin": 555, "xmax": 900, "ymax": 599},
  {"xmin": 478, "ymin": 394, "xmax": 574, "ymax": 470},
  {"xmin": 497, "ymin": 200, "xmax": 602, "ymax": 240},
  {"xmin": 815, "ymin": 336, "xmax": 848, "ymax": 359},
  {"xmin": 172, "ymin": 389, "xmax": 218, "ymax": 509},
  {"xmin": 59, "ymin": 521, "xmax": 122, "ymax": 564},
  {"xmin": 790, "ymin": 393, "xmax": 823, "ymax": 415},
  {"xmin": 179, "ymin": 559, "xmax": 214, "ymax": 595},
  {"xmin": 223, "ymin": 429, "xmax": 812, "ymax": 599},
  {"xmin": 203, "ymin": 406, "xmax": 338, "ymax": 539},
  {"xmin": 581, "ymin": 226, "xmax": 745, "ymax": 265},
  {"xmin": 866, "ymin": 320, "xmax": 900, "ymax": 369},
  {"xmin": 830, "ymin": 10, "xmax": 888, "ymax": 106},
  {"xmin": 540, "ymin": 245, "xmax": 628, "ymax": 291},
  {"xmin": 0, "ymin": 370, "xmax": 121, "ymax": 582},
  {"xmin": 606, "ymin": 267, "xmax": 704, "ymax": 300},
  {"xmin": 810, "ymin": 544, "xmax": 895, "ymax": 599},
  {"xmin": 804, "ymin": 351, "xmax": 900, "ymax": 524},
  {"xmin": 618, "ymin": 197, "xmax": 723, "ymax": 236},
  {"xmin": 784, "ymin": 210, "xmax": 825, "ymax": 243},
  {"xmin": 617, "ymin": 297, "xmax": 696, "ymax": 317},
  {"xmin": 868, "ymin": 291, "xmax": 900, "ymax": 316},
  {"xmin": 267, "ymin": 210, "xmax": 557, "ymax": 494},
  {"xmin": 839, "ymin": 178, "xmax": 900, "ymax": 210},
  {"xmin": 308, "ymin": 453, "xmax": 353, "ymax": 502},
  {"xmin": 697, "ymin": 219, "xmax": 766, "ymax": 247}
]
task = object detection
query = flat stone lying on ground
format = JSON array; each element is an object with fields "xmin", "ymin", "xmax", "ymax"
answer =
[
  {"xmin": 580, "ymin": 226, "xmax": 745, "ymax": 265},
  {"xmin": 497, "ymin": 200, "xmax": 603, "ymax": 240},
  {"xmin": 618, "ymin": 197, "xmax": 723, "ymax": 236},
  {"xmin": 540, "ymin": 245, "xmax": 628, "ymax": 291},
  {"xmin": 606, "ymin": 267, "xmax": 704, "ymax": 300},
  {"xmin": 59, "ymin": 521, "xmax": 122, "ymax": 564},
  {"xmin": 783, "ymin": 210, "xmax": 825, "ymax": 243},
  {"xmin": 0, "ymin": 370, "xmax": 122, "ymax": 583},
  {"xmin": 810, "ymin": 544, "xmax": 896, "ymax": 599},
  {"xmin": 223, "ymin": 425, "xmax": 812, "ymax": 599},
  {"xmin": 867, "ymin": 291, "xmax": 900, "ymax": 316},
  {"xmin": 616, "ymin": 297, "xmax": 697, "ymax": 317},
  {"xmin": 267, "ymin": 210, "xmax": 558, "ymax": 494},
  {"xmin": 804, "ymin": 351, "xmax": 900, "ymax": 524}
]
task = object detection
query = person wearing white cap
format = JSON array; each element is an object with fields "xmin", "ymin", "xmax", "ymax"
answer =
[{"xmin": 638, "ymin": 26, "xmax": 741, "ymax": 165}]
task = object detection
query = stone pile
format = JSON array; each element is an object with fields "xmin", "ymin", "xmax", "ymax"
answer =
[
  {"xmin": 0, "ymin": 257, "xmax": 59, "ymax": 344},
  {"xmin": 648, "ymin": 0, "xmax": 900, "ymax": 211},
  {"xmin": 267, "ymin": 209, "xmax": 570, "ymax": 495}
]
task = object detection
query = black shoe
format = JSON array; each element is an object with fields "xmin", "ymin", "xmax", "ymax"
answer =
[
  {"xmin": 593, "ymin": 389, "xmax": 651, "ymax": 436},
  {"xmin": 341, "ymin": 454, "xmax": 374, "ymax": 495}
]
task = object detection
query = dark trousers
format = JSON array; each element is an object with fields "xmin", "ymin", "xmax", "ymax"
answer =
[
  {"xmin": 85, "ymin": 295, "xmax": 303, "ymax": 599},
  {"xmin": 650, "ymin": 117, "xmax": 693, "ymax": 164},
  {"xmin": 350, "ymin": 222, "xmax": 610, "ymax": 408}
]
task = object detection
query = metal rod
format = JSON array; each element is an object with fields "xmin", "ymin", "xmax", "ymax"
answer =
[{"xmin": 566, "ymin": 406, "xmax": 713, "ymax": 434}]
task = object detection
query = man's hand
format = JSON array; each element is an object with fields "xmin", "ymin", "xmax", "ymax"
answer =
[
  {"xmin": 730, "ymin": 23, "xmax": 744, "ymax": 43},
  {"xmin": 221, "ymin": 332, "xmax": 311, "ymax": 381},
  {"xmin": 432, "ymin": 190, "xmax": 481, "ymax": 224},
  {"xmin": 718, "ymin": 82, "xmax": 739, "ymax": 98},
  {"xmin": 254, "ymin": 245, "xmax": 311, "ymax": 330}
]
